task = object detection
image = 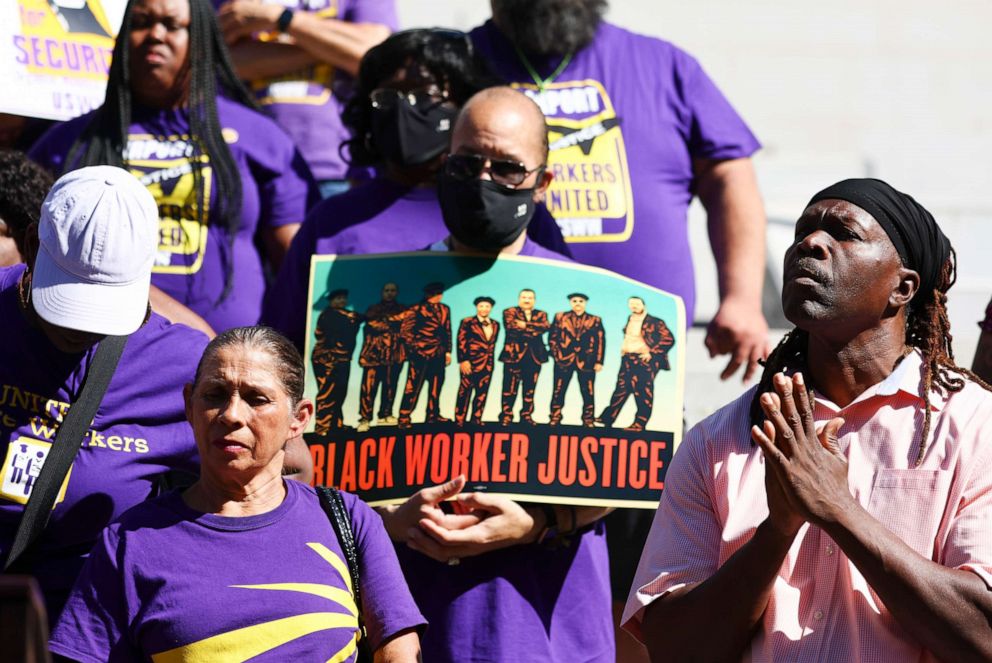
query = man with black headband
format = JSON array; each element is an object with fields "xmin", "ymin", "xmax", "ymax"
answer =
[{"xmin": 622, "ymin": 178, "xmax": 992, "ymax": 662}]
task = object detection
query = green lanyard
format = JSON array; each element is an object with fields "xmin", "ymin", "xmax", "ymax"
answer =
[{"xmin": 514, "ymin": 45, "xmax": 574, "ymax": 93}]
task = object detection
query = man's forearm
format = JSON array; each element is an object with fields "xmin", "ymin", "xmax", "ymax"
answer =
[
  {"xmin": 697, "ymin": 157, "xmax": 765, "ymax": 306},
  {"xmin": 825, "ymin": 504, "xmax": 992, "ymax": 663},
  {"xmin": 642, "ymin": 519, "xmax": 793, "ymax": 662},
  {"xmin": 285, "ymin": 15, "xmax": 390, "ymax": 76},
  {"xmin": 228, "ymin": 41, "xmax": 316, "ymax": 81}
]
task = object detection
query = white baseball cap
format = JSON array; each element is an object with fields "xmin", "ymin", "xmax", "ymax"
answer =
[{"xmin": 31, "ymin": 166, "xmax": 159, "ymax": 336}]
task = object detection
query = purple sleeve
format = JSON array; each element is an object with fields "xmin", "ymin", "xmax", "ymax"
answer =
[
  {"xmin": 341, "ymin": 491, "xmax": 427, "ymax": 650},
  {"xmin": 27, "ymin": 116, "xmax": 88, "ymax": 175},
  {"xmin": 261, "ymin": 215, "xmax": 318, "ymax": 350},
  {"xmin": 671, "ymin": 48, "xmax": 761, "ymax": 161},
  {"xmin": 342, "ymin": 0, "xmax": 397, "ymax": 29},
  {"xmin": 48, "ymin": 525, "xmax": 138, "ymax": 663}
]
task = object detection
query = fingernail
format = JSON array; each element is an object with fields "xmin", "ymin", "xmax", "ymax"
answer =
[
  {"xmin": 795, "ymin": 373, "xmax": 804, "ymax": 386},
  {"xmin": 761, "ymin": 393, "xmax": 773, "ymax": 404}
]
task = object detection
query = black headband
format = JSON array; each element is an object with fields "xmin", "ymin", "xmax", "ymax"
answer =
[{"xmin": 807, "ymin": 178, "xmax": 952, "ymax": 300}]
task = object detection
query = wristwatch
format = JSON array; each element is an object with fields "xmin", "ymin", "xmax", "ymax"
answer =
[{"xmin": 276, "ymin": 7, "xmax": 294, "ymax": 33}]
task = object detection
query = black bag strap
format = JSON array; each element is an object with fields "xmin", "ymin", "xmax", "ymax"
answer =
[
  {"xmin": 316, "ymin": 486, "xmax": 365, "ymax": 632},
  {"xmin": 4, "ymin": 334, "xmax": 128, "ymax": 571}
]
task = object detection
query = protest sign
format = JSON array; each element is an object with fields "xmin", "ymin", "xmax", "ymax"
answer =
[
  {"xmin": 304, "ymin": 252, "xmax": 685, "ymax": 509},
  {"xmin": 0, "ymin": 0, "xmax": 126, "ymax": 121}
]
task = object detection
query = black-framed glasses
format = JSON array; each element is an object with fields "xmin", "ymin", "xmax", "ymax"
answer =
[
  {"xmin": 370, "ymin": 86, "xmax": 447, "ymax": 111},
  {"xmin": 444, "ymin": 153, "xmax": 545, "ymax": 188}
]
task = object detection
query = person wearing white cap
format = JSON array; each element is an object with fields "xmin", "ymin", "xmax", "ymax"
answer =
[{"xmin": 0, "ymin": 166, "xmax": 209, "ymax": 621}]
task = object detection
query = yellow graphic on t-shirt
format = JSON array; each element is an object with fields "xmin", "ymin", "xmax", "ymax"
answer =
[
  {"xmin": 125, "ymin": 133, "xmax": 213, "ymax": 276},
  {"xmin": 515, "ymin": 80, "xmax": 635, "ymax": 243},
  {"xmin": 150, "ymin": 543, "xmax": 362, "ymax": 663},
  {"xmin": 253, "ymin": 2, "xmax": 340, "ymax": 106},
  {"xmin": 0, "ymin": 436, "xmax": 72, "ymax": 506}
]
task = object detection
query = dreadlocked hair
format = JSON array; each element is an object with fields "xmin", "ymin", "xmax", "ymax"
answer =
[
  {"xmin": 64, "ymin": 0, "xmax": 259, "ymax": 304},
  {"xmin": 751, "ymin": 249, "xmax": 992, "ymax": 467}
]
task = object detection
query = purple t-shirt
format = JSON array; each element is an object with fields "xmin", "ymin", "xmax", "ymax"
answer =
[
  {"xmin": 50, "ymin": 480, "xmax": 426, "ymax": 662},
  {"xmin": 387, "ymin": 242, "xmax": 613, "ymax": 662},
  {"xmin": 263, "ymin": 176, "xmax": 571, "ymax": 348},
  {"xmin": 0, "ymin": 264, "xmax": 208, "ymax": 618},
  {"xmin": 396, "ymin": 520, "xmax": 612, "ymax": 662},
  {"xmin": 227, "ymin": 0, "xmax": 398, "ymax": 181},
  {"xmin": 30, "ymin": 97, "xmax": 318, "ymax": 332},
  {"xmin": 472, "ymin": 20, "xmax": 761, "ymax": 321}
]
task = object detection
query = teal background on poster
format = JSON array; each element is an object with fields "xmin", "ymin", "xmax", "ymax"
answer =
[{"xmin": 304, "ymin": 252, "xmax": 686, "ymax": 441}]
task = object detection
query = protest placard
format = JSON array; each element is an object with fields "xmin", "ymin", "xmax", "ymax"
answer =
[
  {"xmin": 304, "ymin": 252, "xmax": 685, "ymax": 509},
  {"xmin": 0, "ymin": 0, "xmax": 126, "ymax": 120}
]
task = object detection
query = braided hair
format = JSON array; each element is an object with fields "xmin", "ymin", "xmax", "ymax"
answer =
[
  {"xmin": 64, "ymin": 0, "xmax": 259, "ymax": 302},
  {"xmin": 750, "ymin": 250, "xmax": 992, "ymax": 466}
]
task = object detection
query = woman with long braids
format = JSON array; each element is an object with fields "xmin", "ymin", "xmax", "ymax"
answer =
[
  {"xmin": 31, "ymin": 0, "xmax": 317, "ymax": 332},
  {"xmin": 624, "ymin": 178, "xmax": 992, "ymax": 662}
]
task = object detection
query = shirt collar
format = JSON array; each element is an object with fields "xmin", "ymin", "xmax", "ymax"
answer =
[{"xmin": 815, "ymin": 350, "xmax": 943, "ymax": 413}]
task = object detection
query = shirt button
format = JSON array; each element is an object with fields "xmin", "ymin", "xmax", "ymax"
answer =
[
  {"xmin": 814, "ymin": 610, "xmax": 823, "ymax": 620},
  {"xmin": 826, "ymin": 545, "xmax": 834, "ymax": 555}
]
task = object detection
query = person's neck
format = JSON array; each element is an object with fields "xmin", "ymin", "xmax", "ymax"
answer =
[
  {"xmin": 448, "ymin": 231, "xmax": 528, "ymax": 256},
  {"xmin": 384, "ymin": 160, "xmax": 439, "ymax": 188},
  {"xmin": 183, "ymin": 458, "xmax": 287, "ymax": 517},
  {"xmin": 134, "ymin": 88, "xmax": 188, "ymax": 112},
  {"xmin": 804, "ymin": 321, "xmax": 910, "ymax": 408}
]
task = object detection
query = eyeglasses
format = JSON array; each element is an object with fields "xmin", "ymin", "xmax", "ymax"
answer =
[
  {"xmin": 444, "ymin": 153, "xmax": 545, "ymax": 188},
  {"xmin": 370, "ymin": 86, "xmax": 447, "ymax": 111}
]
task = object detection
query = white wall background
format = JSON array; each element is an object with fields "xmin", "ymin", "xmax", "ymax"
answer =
[{"xmin": 397, "ymin": 1, "xmax": 992, "ymax": 421}]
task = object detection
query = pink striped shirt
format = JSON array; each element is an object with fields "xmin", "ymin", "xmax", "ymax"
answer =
[{"xmin": 622, "ymin": 352, "xmax": 992, "ymax": 662}]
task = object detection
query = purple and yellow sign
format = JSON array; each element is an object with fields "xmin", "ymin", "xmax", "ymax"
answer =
[{"xmin": 1, "ymin": 0, "xmax": 126, "ymax": 120}]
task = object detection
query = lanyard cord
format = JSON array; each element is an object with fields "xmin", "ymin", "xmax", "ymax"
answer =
[{"xmin": 514, "ymin": 45, "xmax": 574, "ymax": 93}]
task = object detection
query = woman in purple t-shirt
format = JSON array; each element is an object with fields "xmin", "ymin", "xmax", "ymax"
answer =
[
  {"xmin": 30, "ymin": 0, "xmax": 317, "ymax": 333},
  {"xmin": 51, "ymin": 326, "xmax": 424, "ymax": 662}
]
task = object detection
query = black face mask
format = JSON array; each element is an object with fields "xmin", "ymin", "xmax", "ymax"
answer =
[
  {"xmin": 371, "ymin": 101, "xmax": 457, "ymax": 166},
  {"xmin": 438, "ymin": 171, "xmax": 536, "ymax": 249}
]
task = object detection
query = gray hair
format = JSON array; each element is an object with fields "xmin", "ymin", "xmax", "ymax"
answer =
[{"xmin": 193, "ymin": 326, "xmax": 305, "ymax": 405}]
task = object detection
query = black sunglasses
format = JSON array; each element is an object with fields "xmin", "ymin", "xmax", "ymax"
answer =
[
  {"xmin": 370, "ymin": 85, "xmax": 447, "ymax": 111},
  {"xmin": 445, "ymin": 153, "xmax": 545, "ymax": 188}
]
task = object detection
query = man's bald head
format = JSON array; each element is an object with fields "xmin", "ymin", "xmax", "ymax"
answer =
[{"xmin": 453, "ymin": 87, "xmax": 549, "ymax": 166}]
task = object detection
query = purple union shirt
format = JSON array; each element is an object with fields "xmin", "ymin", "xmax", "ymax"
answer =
[
  {"xmin": 50, "ymin": 479, "xmax": 426, "ymax": 662},
  {"xmin": 0, "ymin": 264, "xmax": 208, "ymax": 619},
  {"xmin": 30, "ymin": 96, "xmax": 318, "ymax": 332},
  {"xmin": 471, "ymin": 20, "xmax": 762, "ymax": 322}
]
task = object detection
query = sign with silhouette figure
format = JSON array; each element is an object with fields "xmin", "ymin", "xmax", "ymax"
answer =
[{"xmin": 304, "ymin": 252, "xmax": 685, "ymax": 509}]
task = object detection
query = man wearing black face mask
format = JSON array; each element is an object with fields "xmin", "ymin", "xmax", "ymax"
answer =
[
  {"xmin": 431, "ymin": 86, "xmax": 558, "ymax": 257},
  {"xmin": 380, "ymin": 86, "xmax": 616, "ymax": 663}
]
